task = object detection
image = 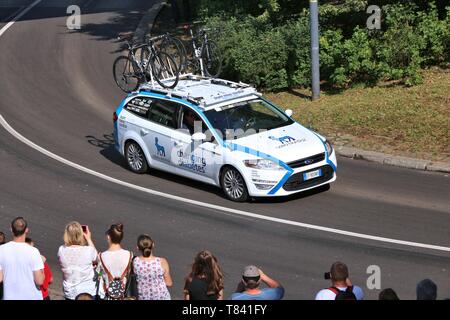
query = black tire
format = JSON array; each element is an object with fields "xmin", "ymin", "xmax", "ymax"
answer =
[
  {"xmin": 113, "ymin": 56, "xmax": 142, "ymax": 93},
  {"xmin": 201, "ymin": 40, "xmax": 222, "ymax": 78},
  {"xmin": 220, "ymin": 166, "xmax": 249, "ymax": 202},
  {"xmin": 149, "ymin": 52, "xmax": 180, "ymax": 89},
  {"xmin": 160, "ymin": 36, "xmax": 188, "ymax": 73},
  {"xmin": 125, "ymin": 141, "xmax": 148, "ymax": 174}
]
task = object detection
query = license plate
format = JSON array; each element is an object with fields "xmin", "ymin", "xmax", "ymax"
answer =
[{"xmin": 303, "ymin": 169, "xmax": 322, "ymax": 181}]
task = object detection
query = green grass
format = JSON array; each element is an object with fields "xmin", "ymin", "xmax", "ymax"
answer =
[{"xmin": 265, "ymin": 67, "xmax": 450, "ymax": 161}]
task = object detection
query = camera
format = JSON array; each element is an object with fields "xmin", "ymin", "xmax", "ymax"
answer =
[{"xmin": 324, "ymin": 272, "xmax": 331, "ymax": 280}]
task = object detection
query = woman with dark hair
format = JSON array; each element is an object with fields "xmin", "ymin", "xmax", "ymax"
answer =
[
  {"xmin": 98, "ymin": 223, "xmax": 133, "ymax": 300},
  {"xmin": 133, "ymin": 234, "xmax": 172, "ymax": 300},
  {"xmin": 184, "ymin": 250, "xmax": 224, "ymax": 300}
]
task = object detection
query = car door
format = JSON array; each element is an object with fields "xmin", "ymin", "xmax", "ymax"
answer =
[
  {"xmin": 173, "ymin": 106, "xmax": 223, "ymax": 184},
  {"xmin": 141, "ymin": 98, "xmax": 181, "ymax": 171}
]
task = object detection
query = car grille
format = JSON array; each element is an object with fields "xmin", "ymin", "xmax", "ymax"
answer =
[
  {"xmin": 287, "ymin": 152, "xmax": 325, "ymax": 169},
  {"xmin": 283, "ymin": 165, "xmax": 334, "ymax": 191}
]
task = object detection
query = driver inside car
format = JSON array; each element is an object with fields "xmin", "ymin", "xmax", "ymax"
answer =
[{"xmin": 181, "ymin": 109, "xmax": 197, "ymax": 135}]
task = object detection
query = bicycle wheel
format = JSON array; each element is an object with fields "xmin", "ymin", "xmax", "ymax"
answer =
[
  {"xmin": 201, "ymin": 40, "xmax": 222, "ymax": 78},
  {"xmin": 160, "ymin": 36, "xmax": 188, "ymax": 73},
  {"xmin": 113, "ymin": 56, "xmax": 141, "ymax": 93},
  {"xmin": 149, "ymin": 51, "xmax": 179, "ymax": 89}
]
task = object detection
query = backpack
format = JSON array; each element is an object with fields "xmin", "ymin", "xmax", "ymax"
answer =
[
  {"xmin": 99, "ymin": 251, "xmax": 133, "ymax": 300},
  {"xmin": 328, "ymin": 286, "xmax": 357, "ymax": 300}
]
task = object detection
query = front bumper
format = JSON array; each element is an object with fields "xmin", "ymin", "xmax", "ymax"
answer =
[{"xmin": 245, "ymin": 150, "xmax": 337, "ymax": 197}]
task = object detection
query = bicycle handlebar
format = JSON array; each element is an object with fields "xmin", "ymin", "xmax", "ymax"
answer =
[{"xmin": 146, "ymin": 34, "xmax": 165, "ymax": 42}]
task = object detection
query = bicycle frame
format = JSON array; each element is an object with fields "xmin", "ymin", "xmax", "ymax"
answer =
[
  {"xmin": 123, "ymin": 41, "xmax": 146, "ymax": 80},
  {"xmin": 143, "ymin": 36, "xmax": 178, "ymax": 87},
  {"xmin": 188, "ymin": 28, "xmax": 208, "ymax": 77},
  {"xmin": 124, "ymin": 40, "xmax": 161, "ymax": 87}
]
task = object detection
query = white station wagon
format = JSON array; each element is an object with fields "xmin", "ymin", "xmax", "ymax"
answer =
[{"xmin": 113, "ymin": 75, "xmax": 337, "ymax": 201}]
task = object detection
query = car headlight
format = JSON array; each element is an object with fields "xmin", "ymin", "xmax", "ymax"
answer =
[
  {"xmin": 325, "ymin": 140, "xmax": 333, "ymax": 156},
  {"xmin": 244, "ymin": 159, "xmax": 285, "ymax": 171}
]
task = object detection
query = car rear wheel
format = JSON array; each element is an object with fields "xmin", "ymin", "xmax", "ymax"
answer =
[
  {"xmin": 125, "ymin": 141, "xmax": 148, "ymax": 174},
  {"xmin": 220, "ymin": 166, "xmax": 249, "ymax": 202}
]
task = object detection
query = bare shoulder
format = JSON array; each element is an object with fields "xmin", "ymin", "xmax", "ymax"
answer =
[{"xmin": 159, "ymin": 257, "xmax": 171, "ymax": 268}]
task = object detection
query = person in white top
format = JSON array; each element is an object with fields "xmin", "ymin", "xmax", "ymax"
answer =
[
  {"xmin": 315, "ymin": 261, "xmax": 364, "ymax": 300},
  {"xmin": 98, "ymin": 223, "xmax": 133, "ymax": 300},
  {"xmin": 0, "ymin": 217, "xmax": 45, "ymax": 300},
  {"xmin": 57, "ymin": 221, "xmax": 98, "ymax": 300}
]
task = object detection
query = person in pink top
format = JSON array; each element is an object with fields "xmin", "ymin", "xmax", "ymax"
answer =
[{"xmin": 133, "ymin": 234, "xmax": 172, "ymax": 300}]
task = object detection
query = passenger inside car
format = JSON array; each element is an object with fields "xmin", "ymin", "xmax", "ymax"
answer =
[
  {"xmin": 181, "ymin": 109, "xmax": 196, "ymax": 135},
  {"xmin": 181, "ymin": 108, "xmax": 207, "ymax": 136}
]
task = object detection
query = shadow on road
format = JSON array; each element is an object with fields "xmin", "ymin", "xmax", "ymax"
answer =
[{"xmin": 251, "ymin": 183, "xmax": 331, "ymax": 204}]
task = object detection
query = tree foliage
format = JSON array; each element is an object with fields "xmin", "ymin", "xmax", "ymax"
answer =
[{"xmin": 196, "ymin": 0, "xmax": 449, "ymax": 90}]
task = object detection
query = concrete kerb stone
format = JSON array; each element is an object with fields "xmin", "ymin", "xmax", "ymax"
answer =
[
  {"xmin": 427, "ymin": 161, "xmax": 450, "ymax": 173},
  {"xmin": 335, "ymin": 146, "xmax": 450, "ymax": 173},
  {"xmin": 383, "ymin": 156, "xmax": 429, "ymax": 171}
]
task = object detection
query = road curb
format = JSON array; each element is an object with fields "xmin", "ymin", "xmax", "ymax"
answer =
[{"xmin": 335, "ymin": 146, "xmax": 450, "ymax": 173}]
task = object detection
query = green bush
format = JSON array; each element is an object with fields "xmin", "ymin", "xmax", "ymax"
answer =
[
  {"xmin": 201, "ymin": 1, "xmax": 449, "ymax": 91},
  {"xmin": 416, "ymin": 3, "xmax": 450, "ymax": 64},
  {"xmin": 281, "ymin": 16, "xmax": 311, "ymax": 88},
  {"xmin": 206, "ymin": 16, "xmax": 291, "ymax": 90}
]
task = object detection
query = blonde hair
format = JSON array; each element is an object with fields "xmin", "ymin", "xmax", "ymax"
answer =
[{"xmin": 63, "ymin": 221, "xmax": 87, "ymax": 246}]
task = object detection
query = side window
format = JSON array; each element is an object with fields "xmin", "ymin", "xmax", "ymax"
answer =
[
  {"xmin": 179, "ymin": 107, "xmax": 207, "ymax": 135},
  {"xmin": 147, "ymin": 99, "xmax": 180, "ymax": 129},
  {"xmin": 124, "ymin": 97, "xmax": 152, "ymax": 118}
]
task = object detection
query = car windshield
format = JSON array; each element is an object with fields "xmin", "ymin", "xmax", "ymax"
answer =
[{"xmin": 203, "ymin": 99, "xmax": 293, "ymax": 140}]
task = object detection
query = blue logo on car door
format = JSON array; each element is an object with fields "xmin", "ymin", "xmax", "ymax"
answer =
[{"xmin": 155, "ymin": 137, "xmax": 165, "ymax": 157}]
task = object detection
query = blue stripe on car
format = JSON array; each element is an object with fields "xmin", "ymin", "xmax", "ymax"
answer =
[{"xmin": 224, "ymin": 142, "xmax": 294, "ymax": 195}]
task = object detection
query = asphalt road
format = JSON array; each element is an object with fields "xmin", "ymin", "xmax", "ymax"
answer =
[{"xmin": 0, "ymin": 0, "xmax": 449, "ymax": 300}]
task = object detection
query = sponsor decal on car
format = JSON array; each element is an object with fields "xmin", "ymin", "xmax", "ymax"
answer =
[
  {"xmin": 177, "ymin": 149, "xmax": 207, "ymax": 173},
  {"xmin": 268, "ymin": 135, "xmax": 306, "ymax": 149}
]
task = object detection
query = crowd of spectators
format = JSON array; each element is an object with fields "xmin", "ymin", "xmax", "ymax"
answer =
[{"xmin": 0, "ymin": 217, "xmax": 445, "ymax": 300}]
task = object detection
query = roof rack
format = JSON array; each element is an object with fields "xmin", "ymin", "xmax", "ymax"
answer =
[{"xmin": 137, "ymin": 74, "xmax": 260, "ymax": 110}]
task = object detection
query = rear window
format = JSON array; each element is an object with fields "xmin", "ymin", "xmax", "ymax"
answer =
[
  {"xmin": 124, "ymin": 97, "xmax": 180, "ymax": 129},
  {"xmin": 124, "ymin": 97, "xmax": 152, "ymax": 118}
]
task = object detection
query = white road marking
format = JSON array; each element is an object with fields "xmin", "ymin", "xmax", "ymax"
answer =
[
  {"xmin": 1, "ymin": 6, "xmax": 24, "ymax": 23},
  {"xmin": 1, "ymin": 2, "xmax": 449, "ymax": 253},
  {"xmin": 0, "ymin": 0, "xmax": 41, "ymax": 37},
  {"xmin": 1, "ymin": 115, "xmax": 450, "ymax": 253}
]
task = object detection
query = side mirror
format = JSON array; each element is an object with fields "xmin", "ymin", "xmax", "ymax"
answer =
[
  {"xmin": 285, "ymin": 109, "xmax": 293, "ymax": 117},
  {"xmin": 191, "ymin": 132, "xmax": 206, "ymax": 142}
]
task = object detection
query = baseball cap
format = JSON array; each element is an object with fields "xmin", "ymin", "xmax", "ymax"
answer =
[
  {"xmin": 243, "ymin": 265, "xmax": 260, "ymax": 278},
  {"xmin": 416, "ymin": 279, "xmax": 437, "ymax": 300}
]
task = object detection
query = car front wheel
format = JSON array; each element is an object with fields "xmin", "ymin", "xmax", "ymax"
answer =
[
  {"xmin": 220, "ymin": 166, "xmax": 249, "ymax": 202},
  {"xmin": 125, "ymin": 141, "xmax": 148, "ymax": 174}
]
